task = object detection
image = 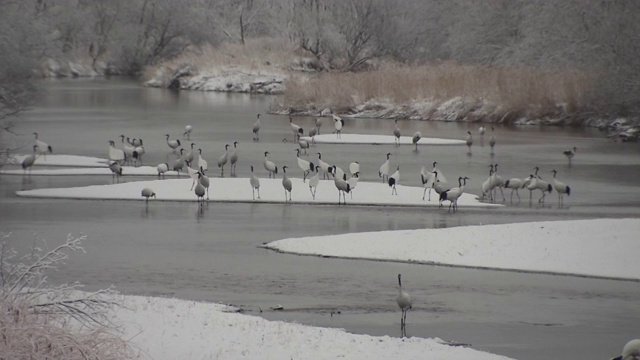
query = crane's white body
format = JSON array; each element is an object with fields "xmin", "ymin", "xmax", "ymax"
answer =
[{"xmin": 250, "ymin": 165, "xmax": 260, "ymax": 200}]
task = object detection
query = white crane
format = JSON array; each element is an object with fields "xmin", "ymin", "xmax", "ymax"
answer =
[
  {"xmin": 119, "ymin": 135, "xmax": 136, "ymax": 165},
  {"xmin": 229, "ymin": 141, "xmax": 238, "ymax": 175},
  {"xmin": 308, "ymin": 166, "xmax": 320, "ymax": 199},
  {"xmin": 432, "ymin": 171, "xmax": 451, "ymax": 208},
  {"xmin": 264, "ymin": 151, "xmax": 277, "ymax": 178},
  {"xmin": 141, "ymin": 187, "xmax": 156, "ymax": 204},
  {"xmin": 166, "ymin": 134, "xmax": 181, "ymax": 153},
  {"xmin": 393, "ymin": 119, "xmax": 401, "ymax": 146},
  {"xmin": 109, "ymin": 161, "xmax": 123, "ymax": 183},
  {"xmin": 389, "ymin": 163, "xmax": 400, "ymax": 195},
  {"xmin": 252, "ymin": 114, "xmax": 261, "ymax": 141},
  {"xmin": 332, "ymin": 165, "xmax": 345, "ymax": 182},
  {"xmin": 527, "ymin": 166, "xmax": 553, "ymax": 204},
  {"xmin": 440, "ymin": 176, "xmax": 469, "ymax": 213},
  {"xmin": 491, "ymin": 163, "xmax": 506, "ymax": 202},
  {"xmin": 465, "ymin": 131, "xmax": 473, "ymax": 154},
  {"xmin": 217, "ymin": 144, "xmax": 229, "ymax": 177},
  {"xmin": 108, "ymin": 140, "xmax": 125, "ymax": 164},
  {"xmin": 289, "ymin": 116, "xmax": 303, "ymax": 142},
  {"xmin": 197, "ymin": 148, "xmax": 208, "ymax": 172},
  {"xmin": 379, "ymin": 152, "xmax": 391, "ymax": 183},
  {"xmin": 298, "ymin": 138, "xmax": 310, "ymax": 155},
  {"xmin": 183, "ymin": 125, "xmax": 193, "ymax": 140},
  {"xmin": 504, "ymin": 177, "xmax": 525, "ymax": 203},
  {"xmin": 317, "ymin": 152, "xmax": 333, "ymax": 179},
  {"xmin": 21, "ymin": 145, "xmax": 39, "ymax": 177},
  {"xmin": 420, "ymin": 165, "xmax": 436, "ymax": 201},
  {"xmin": 611, "ymin": 339, "xmax": 640, "ymax": 360},
  {"xmin": 33, "ymin": 132, "xmax": 52, "ymax": 158},
  {"xmin": 333, "ymin": 168, "xmax": 351, "ymax": 205},
  {"xmin": 349, "ymin": 161, "xmax": 360, "ymax": 177},
  {"xmin": 199, "ymin": 167, "xmax": 210, "ymax": 200},
  {"xmin": 296, "ymin": 148, "xmax": 314, "ymax": 182},
  {"xmin": 282, "ymin": 165, "xmax": 293, "ymax": 202},
  {"xmin": 157, "ymin": 163, "xmax": 169, "ymax": 179},
  {"xmin": 551, "ymin": 169, "xmax": 571, "ymax": 206},
  {"xmin": 396, "ymin": 274, "xmax": 412, "ymax": 338},
  {"xmin": 250, "ymin": 165, "xmax": 261, "ymax": 200},
  {"xmin": 412, "ymin": 131, "xmax": 421, "ymax": 151},
  {"xmin": 333, "ymin": 113, "xmax": 344, "ymax": 139},
  {"xmin": 194, "ymin": 173, "xmax": 206, "ymax": 205},
  {"xmin": 489, "ymin": 126, "xmax": 496, "ymax": 154},
  {"xmin": 315, "ymin": 118, "xmax": 322, "ymax": 135},
  {"xmin": 479, "ymin": 125, "xmax": 486, "ymax": 136},
  {"xmin": 481, "ymin": 164, "xmax": 495, "ymax": 202}
]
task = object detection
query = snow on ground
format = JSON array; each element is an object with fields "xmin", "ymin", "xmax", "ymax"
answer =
[
  {"xmin": 300, "ymin": 133, "xmax": 465, "ymax": 145},
  {"xmin": 115, "ymin": 294, "xmax": 512, "ymax": 360},
  {"xmin": 9, "ymin": 154, "xmax": 109, "ymax": 167},
  {"xmin": 1, "ymin": 166, "xmax": 180, "ymax": 177},
  {"xmin": 264, "ymin": 219, "xmax": 640, "ymax": 280},
  {"xmin": 15, "ymin": 177, "xmax": 497, "ymax": 208}
]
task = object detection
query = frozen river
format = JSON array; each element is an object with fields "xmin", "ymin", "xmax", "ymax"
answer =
[{"xmin": 1, "ymin": 78, "xmax": 639, "ymax": 359}]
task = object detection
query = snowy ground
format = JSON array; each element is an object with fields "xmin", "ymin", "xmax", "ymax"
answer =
[
  {"xmin": 9, "ymin": 154, "xmax": 109, "ymax": 167},
  {"xmin": 264, "ymin": 219, "xmax": 640, "ymax": 281},
  {"xmin": 2, "ymin": 166, "xmax": 181, "ymax": 177},
  {"xmin": 15, "ymin": 177, "xmax": 495, "ymax": 208},
  {"xmin": 300, "ymin": 133, "xmax": 465, "ymax": 145},
  {"xmin": 114, "ymin": 294, "xmax": 512, "ymax": 360}
]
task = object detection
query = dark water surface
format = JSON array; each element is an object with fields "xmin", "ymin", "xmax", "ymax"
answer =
[{"xmin": 1, "ymin": 78, "xmax": 639, "ymax": 360}]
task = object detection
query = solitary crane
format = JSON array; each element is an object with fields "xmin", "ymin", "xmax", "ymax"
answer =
[
  {"xmin": 396, "ymin": 274, "xmax": 412, "ymax": 338},
  {"xmin": 393, "ymin": 119, "xmax": 401, "ymax": 146},
  {"xmin": 488, "ymin": 126, "xmax": 496, "ymax": 154},
  {"xmin": 389, "ymin": 164, "xmax": 400, "ymax": 195},
  {"xmin": 141, "ymin": 187, "xmax": 156, "ymax": 204},
  {"xmin": 157, "ymin": 163, "xmax": 169, "ymax": 179},
  {"xmin": 333, "ymin": 114, "xmax": 344, "ymax": 139},
  {"xmin": 109, "ymin": 161, "xmax": 123, "ymax": 183},
  {"xmin": 21, "ymin": 145, "xmax": 39, "ymax": 177},
  {"xmin": 289, "ymin": 116, "xmax": 304, "ymax": 142},
  {"xmin": 412, "ymin": 131, "xmax": 421, "ymax": 151},
  {"xmin": 465, "ymin": 131, "xmax": 473, "ymax": 154},
  {"xmin": 165, "ymin": 134, "xmax": 181, "ymax": 152},
  {"xmin": 264, "ymin": 151, "xmax": 277, "ymax": 178},
  {"xmin": 250, "ymin": 165, "xmax": 261, "ymax": 200},
  {"xmin": 252, "ymin": 114, "xmax": 261, "ymax": 141},
  {"xmin": 308, "ymin": 166, "xmax": 320, "ymax": 199},
  {"xmin": 296, "ymin": 148, "xmax": 314, "ymax": 182},
  {"xmin": 333, "ymin": 168, "xmax": 351, "ymax": 205},
  {"xmin": 282, "ymin": 166, "xmax": 293, "ymax": 202},
  {"xmin": 229, "ymin": 141, "xmax": 239, "ymax": 176},
  {"xmin": 440, "ymin": 176, "xmax": 469, "ymax": 213}
]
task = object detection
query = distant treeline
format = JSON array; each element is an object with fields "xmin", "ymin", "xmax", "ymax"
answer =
[{"xmin": 2, "ymin": 0, "xmax": 640, "ymax": 115}]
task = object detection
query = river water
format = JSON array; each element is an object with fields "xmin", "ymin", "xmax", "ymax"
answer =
[{"xmin": 1, "ymin": 78, "xmax": 639, "ymax": 360}]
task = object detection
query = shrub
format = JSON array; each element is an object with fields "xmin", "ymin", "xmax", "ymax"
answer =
[{"xmin": 0, "ymin": 233, "xmax": 136, "ymax": 360}]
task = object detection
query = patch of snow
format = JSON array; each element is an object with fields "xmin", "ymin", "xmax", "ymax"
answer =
[
  {"xmin": 1, "ymin": 166, "xmax": 180, "ymax": 177},
  {"xmin": 115, "ymin": 294, "xmax": 512, "ymax": 360},
  {"xmin": 9, "ymin": 154, "xmax": 109, "ymax": 167},
  {"xmin": 300, "ymin": 134, "xmax": 465, "ymax": 146},
  {"xmin": 264, "ymin": 219, "xmax": 640, "ymax": 280},
  {"xmin": 15, "ymin": 177, "xmax": 498, "ymax": 209}
]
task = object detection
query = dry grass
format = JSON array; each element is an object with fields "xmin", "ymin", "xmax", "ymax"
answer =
[
  {"xmin": 141, "ymin": 38, "xmax": 297, "ymax": 82},
  {"xmin": 280, "ymin": 63, "xmax": 591, "ymax": 118}
]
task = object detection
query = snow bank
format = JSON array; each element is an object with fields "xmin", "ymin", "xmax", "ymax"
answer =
[
  {"xmin": 9, "ymin": 154, "xmax": 109, "ymax": 168},
  {"xmin": 300, "ymin": 134, "xmax": 465, "ymax": 145},
  {"xmin": 116, "ymin": 294, "xmax": 512, "ymax": 360},
  {"xmin": 15, "ymin": 177, "xmax": 497, "ymax": 208},
  {"xmin": 264, "ymin": 219, "xmax": 640, "ymax": 280},
  {"xmin": 2, "ymin": 166, "xmax": 180, "ymax": 177}
]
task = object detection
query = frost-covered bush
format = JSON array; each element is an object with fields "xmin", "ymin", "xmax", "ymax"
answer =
[{"xmin": 0, "ymin": 233, "xmax": 136, "ymax": 360}]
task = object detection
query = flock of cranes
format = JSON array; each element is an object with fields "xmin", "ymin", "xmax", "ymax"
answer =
[{"xmin": 22, "ymin": 118, "xmax": 575, "ymax": 210}]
